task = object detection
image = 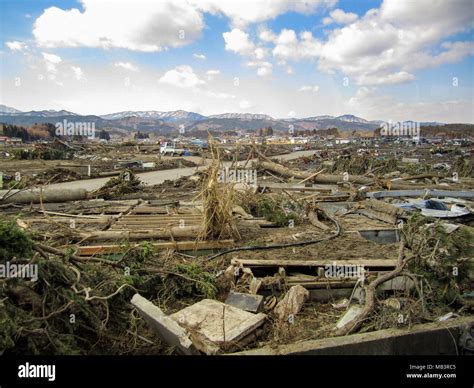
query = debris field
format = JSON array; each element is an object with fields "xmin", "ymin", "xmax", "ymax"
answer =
[{"xmin": 0, "ymin": 140, "xmax": 473, "ymax": 355}]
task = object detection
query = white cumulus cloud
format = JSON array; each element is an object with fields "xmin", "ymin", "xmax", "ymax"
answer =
[
  {"xmin": 6, "ymin": 41, "xmax": 28, "ymax": 51},
  {"xmin": 158, "ymin": 65, "xmax": 205, "ymax": 89},
  {"xmin": 194, "ymin": 0, "xmax": 336, "ymax": 27},
  {"xmin": 33, "ymin": 0, "xmax": 204, "ymax": 52},
  {"xmin": 266, "ymin": 0, "xmax": 474, "ymax": 86},
  {"xmin": 323, "ymin": 9, "xmax": 358, "ymax": 25}
]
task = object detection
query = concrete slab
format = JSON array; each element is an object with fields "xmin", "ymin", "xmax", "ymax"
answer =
[
  {"xmin": 171, "ymin": 299, "xmax": 266, "ymax": 344},
  {"xmin": 235, "ymin": 316, "xmax": 474, "ymax": 355}
]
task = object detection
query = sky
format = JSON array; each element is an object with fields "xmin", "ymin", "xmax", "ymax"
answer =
[{"xmin": 0, "ymin": 0, "xmax": 473, "ymax": 122}]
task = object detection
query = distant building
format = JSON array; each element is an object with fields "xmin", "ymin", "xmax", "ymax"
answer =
[
  {"xmin": 0, "ymin": 136, "xmax": 22, "ymax": 144},
  {"xmin": 335, "ymin": 138, "xmax": 350, "ymax": 145}
]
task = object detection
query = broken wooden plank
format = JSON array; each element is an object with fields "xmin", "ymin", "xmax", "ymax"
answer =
[{"xmin": 259, "ymin": 183, "xmax": 331, "ymax": 192}]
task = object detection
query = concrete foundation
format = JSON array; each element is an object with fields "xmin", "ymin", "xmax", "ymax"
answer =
[{"xmin": 235, "ymin": 316, "xmax": 474, "ymax": 355}]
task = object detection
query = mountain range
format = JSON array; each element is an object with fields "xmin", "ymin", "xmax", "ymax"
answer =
[{"xmin": 0, "ymin": 104, "xmax": 444, "ymax": 135}]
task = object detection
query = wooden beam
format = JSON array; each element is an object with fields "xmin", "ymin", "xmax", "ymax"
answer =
[
  {"xmin": 25, "ymin": 218, "xmax": 112, "ymax": 224},
  {"xmin": 77, "ymin": 225, "xmax": 203, "ymax": 241},
  {"xmin": 231, "ymin": 258, "xmax": 397, "ymax": 268},
  {"xmin": 77, "ymin": 239, "xmax": 235, "ymax": 255}
]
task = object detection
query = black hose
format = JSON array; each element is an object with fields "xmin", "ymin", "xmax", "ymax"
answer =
[{"xmin": 205, "ymin": 212, "xmax": 341, "ymax": 261}]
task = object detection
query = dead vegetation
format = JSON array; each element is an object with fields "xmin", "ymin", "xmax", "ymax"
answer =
[{"xmin": 198, "ymin": 140, "xmax": 240, "ymax": 240}]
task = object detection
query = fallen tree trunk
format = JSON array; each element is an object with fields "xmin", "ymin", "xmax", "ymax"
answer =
[
  {"xmin": 257, "ymin": 160, "xmax": 463, "ymax": 190},
  {"xmin": 257, "ymin": 160, "xmax": 373, "ymax": 184},
  {"xmin": 0, "ymin": 188, "xmax": 88, "ymax": 204}
]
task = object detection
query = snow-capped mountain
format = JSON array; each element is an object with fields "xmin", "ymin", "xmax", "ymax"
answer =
[
  {"xmin": 0, "ymin": 109, "xmax": 78, "ymax": 117},
  {"xmin": 303, "ymin": 115, "xmax": 336, "ymax": 121},
  {"xmin": 100, "ymin": 110, "xmax": 206, "ymax": 122},
  {"xmin": 335, "ymin": 114, "xmax": 369, "ymax": 123},
  {"xmin": 26, "ymin": 110, "xmax": 78, "ymax": 117},
  {"xmin": 208, "ymin": 113, "xmax": 274, "ymax": 120},
  {"xmin": 0, "ymin": 104, "xmax": 22, "ymax": 114},
  {"xmin": 0, "ymin": 104, "xmax": 449, "ymax": 133}
]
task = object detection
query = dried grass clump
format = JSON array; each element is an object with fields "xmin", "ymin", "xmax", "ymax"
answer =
[{"xmin": 198, "ymin": 139, "xmax": 240, "ymax": 241}]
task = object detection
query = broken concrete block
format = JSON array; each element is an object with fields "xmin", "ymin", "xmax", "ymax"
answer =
[
  {"xmin": 225, "ymin": 290, "xmax": 264, "ymax": 313},
  {"xmin": 170, "ymin": 299, "xmax": 266, "ymax": 346},
  {"xmin": 131, "ymin": 294, "xmax": 199, "ymax": 355},
  {"xmin": 336, "ymin": 305, "xmax": 364, "ymax": 329},
  {"xmin": 274, "ymin": 285, "xmax": 309, "ymax": 321}
]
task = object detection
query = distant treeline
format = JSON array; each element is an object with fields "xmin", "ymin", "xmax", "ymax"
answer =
[
  {"xmin": 294, "ymin": 127, "xmax": 341, "ymax": 137},
  {"xmin": 0, "ymin": 122, "xmax": 111, "ymax": 141},
  {"xmin": 420, "ymin": 123, "xmax": 474, "ymax": 138}
]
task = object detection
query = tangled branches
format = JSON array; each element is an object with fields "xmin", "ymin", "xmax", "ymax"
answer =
[{"xmin": 0, "ymin": 222, "xmax": 220, "ymax": 355}]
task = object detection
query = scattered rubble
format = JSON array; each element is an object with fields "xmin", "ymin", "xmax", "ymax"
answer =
[{"xmin": 1, "ymin": 140, "xmax": 473, "ymax": 355}]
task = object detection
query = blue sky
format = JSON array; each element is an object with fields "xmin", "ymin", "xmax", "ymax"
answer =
[{"xmin": 1, "ymin": 0, "xmax": 473, "ymax": 122}]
